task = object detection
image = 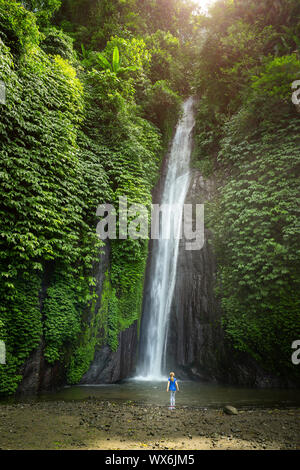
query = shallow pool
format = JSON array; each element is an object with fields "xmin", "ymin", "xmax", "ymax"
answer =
[{"xmin": 4, "ymin": 379, "xmax": 300, "ymax": 409}]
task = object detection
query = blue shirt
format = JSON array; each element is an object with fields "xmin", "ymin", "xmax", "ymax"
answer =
[{"xmin": 168, "ymin": 378, "xmax": 177, "ymax": 391}]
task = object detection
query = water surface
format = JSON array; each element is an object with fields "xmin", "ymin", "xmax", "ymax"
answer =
[{"xmin": 3, "ymin": 380, "xmax": 300, "ymax": 409}]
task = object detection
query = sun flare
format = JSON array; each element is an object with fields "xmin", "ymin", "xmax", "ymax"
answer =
[{"xmin": 194, "ymin": 0, "xmax": 216, "ymax": 12}]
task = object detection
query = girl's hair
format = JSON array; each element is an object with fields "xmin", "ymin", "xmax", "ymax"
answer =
[{"xmin": 169, "ymin": 371, "xmax": 175, "ymax": 376}]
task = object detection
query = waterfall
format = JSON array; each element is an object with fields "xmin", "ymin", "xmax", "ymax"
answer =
[{"xmin": 136, "ymin": 96, "xmax": 195, "ymax": 380}]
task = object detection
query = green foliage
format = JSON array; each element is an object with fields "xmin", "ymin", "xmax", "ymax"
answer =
[
  {"xmin": 0, "ymin": 42, "xmax": 86, "ymax": 273},
  {"xmin": 191, "ymin": 96, "xmax": 225, "ymax": 175},
  {"xmin": 0, "ymin": 32, "xmax": 85, "ymax": 392},
  {"xmin": 143, "ymin": 30, "xmax": 179, "ymax": 84},
  {"xmin": 40, "ymin": 27, "xmax": 75, "ymax": 61},
  {"xmin": 0, "ymin": 3, "xmax": 106, "ymax": 393},
  {"xmin": 105, "ymin": 36, "xmax": 151, "ymax": 73},
  {"xmin": 0, "ymin": 0, "xmax": 40, "ymax": 56},
  {"xmin": 251, "ymin": 54, "xmax": 300, "ymax": 100},
  {"xmin": 56, "ymin": 0, "xmax": 197, "ymax": 98},
  {"xmin": 92, "ymin": 44, "xmax": 138, "ymax": 77},
  {"xmin": 43, "ymin": 274, "xmax": 82, "ymax": 363},
  {"xmin": 0, "ymin": 270, "xmax": 42, "ymax": 394},
  {"xmin": 1, "ymin": 0, "xmax": 175, "ymax": 393},
  {"xmin": 112, "ymin": 45, "xmax": 119, "ymax": 73},
  {"xmin": 193, "ymin": 0, "xmax": 300, "ymax": 381},
  {"xmin": 56, "ymin": 0, "xmax": 197, "ymax": 51},
  {"xmin": 22, "ymin": 0, "xmax": 62, "ymax": 27},
  {"xmin": 143, "ymin": 80, "xmax": 181, "ymax": 137},
  {"xmin": 208, "ymin": 101, "xmax": 300, "ymax": 378},
  {"xmin": 194, "ymin": 19, "xmax": 276, "ymax": 113},
  {"xmin": 107, "ymin": 288, "xmax": 120, "ymax": 353}
]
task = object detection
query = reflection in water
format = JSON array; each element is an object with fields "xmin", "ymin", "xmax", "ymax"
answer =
[{"xmin": 3, "ymin": 380, "xmax": 300, "ymax": 408}]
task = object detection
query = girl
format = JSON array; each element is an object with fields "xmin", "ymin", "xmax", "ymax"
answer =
[{"xmin": 166, "ymin": 371, "xmax": 179, "ymax": 408}]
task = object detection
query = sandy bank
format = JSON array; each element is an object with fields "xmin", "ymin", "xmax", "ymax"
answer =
[{"xmin": 0, "ymin": 400, "xmax": 299, "ymax": 450}]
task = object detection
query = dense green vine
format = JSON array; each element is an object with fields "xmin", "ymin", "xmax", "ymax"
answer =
[
  {"xmin": 208, "ymin": 100, "xmax": 300, "ymax": 379},
  {"xmin": 0, "ymin": 1, "xmax": 183, "ymax": 394},
  {"xmin": 193, "ymin": 0, "xmax": 300, "ymax": 382}
]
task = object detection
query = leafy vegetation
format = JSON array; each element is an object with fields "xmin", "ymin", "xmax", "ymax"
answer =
[
  {"xmin": 0, "ymin": 0, "xmax": 193, "ymax": 394},
  {"xmin": 193, "ymin": 0, "xmax": 300, "ymax": 381}
]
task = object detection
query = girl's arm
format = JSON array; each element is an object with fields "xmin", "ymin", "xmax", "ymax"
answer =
[
  {"xmin": 166, "ymin": 381, "xmax": 169, "ymax": 392},
  {"xmin": 176, "ymin": 381, "xmax": 179, "ymax": 391}
]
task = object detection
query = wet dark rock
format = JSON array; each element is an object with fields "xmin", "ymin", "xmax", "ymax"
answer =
[
  {"xmin": 164, "ymin": 171, "xmax": 223, "ymax": 381},
  {"xmin": 80, "ymin": 320, "xmax": 138, "ymax": 383},
  {"xmin": 163, "ymin": 170, "xmax": 296, "ymax": 388},
  {"xmin": 17, "ymin": 339, "xmax": 66, "ymax": 394},
  {"xmin": 17, "ymin": 243, "xmax": 113, "ymax": 392},
  {"xmin": 17, "ymin": 240, "xmax": 139, "ymax": 390}
]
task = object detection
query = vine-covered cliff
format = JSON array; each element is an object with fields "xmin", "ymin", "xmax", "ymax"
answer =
[{"xmin": 0, "ymin": 0, "xmax": 193, "ymax": 394}]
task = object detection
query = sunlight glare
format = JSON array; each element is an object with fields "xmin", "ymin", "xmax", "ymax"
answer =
[{"xmin": 194, "ymin": 0, "xmax": 217, "ymax": 13}]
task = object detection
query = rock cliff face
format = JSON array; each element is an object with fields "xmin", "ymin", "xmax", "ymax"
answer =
[
  {"xmin": 78, "ymin": 238, "xmax": 138, "ymax": 384},
  {"xmin": 17, "ymin": 239, "xmax": 139, "ymax": 392},
  {"xmin": 165, "ymin": 170, "xmax": 223, "ymax": 381},
  {"xmin": 80, "ymin": 322, "xmax": 137, "ymax": 384},
  {"xmin": 17, "ymin": 339, "xmax": 65, "ymax": 394},
  {"xmin": 165, "ymin": 170, "xmax": 295, "ymax": 388},
  {"xmin": 17, "ymin": 260, "xmax": 65, "ymax": 394}
]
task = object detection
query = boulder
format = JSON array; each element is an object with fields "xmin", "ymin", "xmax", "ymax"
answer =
[{"xmin": 223, "ymin": 405, "xmax": 238, "ymax": 415}]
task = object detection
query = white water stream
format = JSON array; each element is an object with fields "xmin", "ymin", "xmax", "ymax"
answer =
[{"xmin": 136, "ymin": 97, "xmax": 195, "ymax": 380}]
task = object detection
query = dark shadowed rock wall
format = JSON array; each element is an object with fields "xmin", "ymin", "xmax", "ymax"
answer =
[
  {"xmin": 17, "ymin": 260, "xmax": 64, "ymax": 394},
  {"xmin": 165, "ymin": 170, "xmax": 296, "ymax": 388},
  {"xmin": 80, "ymin": 321, "xmax": 138, "ymax": 384},
  {"xmin": 18, "ymin": 243, "xmax": 116, "ymax": 392},
  {"xmin": 165, "ymin": 170, "xmax": 223, "ymax": 381}
]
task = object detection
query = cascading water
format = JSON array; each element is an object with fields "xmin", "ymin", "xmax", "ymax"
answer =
[{"xmin": 136, "ymin": 97, "xmax": 195, "ymax": 380}]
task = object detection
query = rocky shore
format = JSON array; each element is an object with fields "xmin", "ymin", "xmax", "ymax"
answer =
[{"xmin": 0, "ymin": 399, "xmax": 299, "ymax": 450}]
